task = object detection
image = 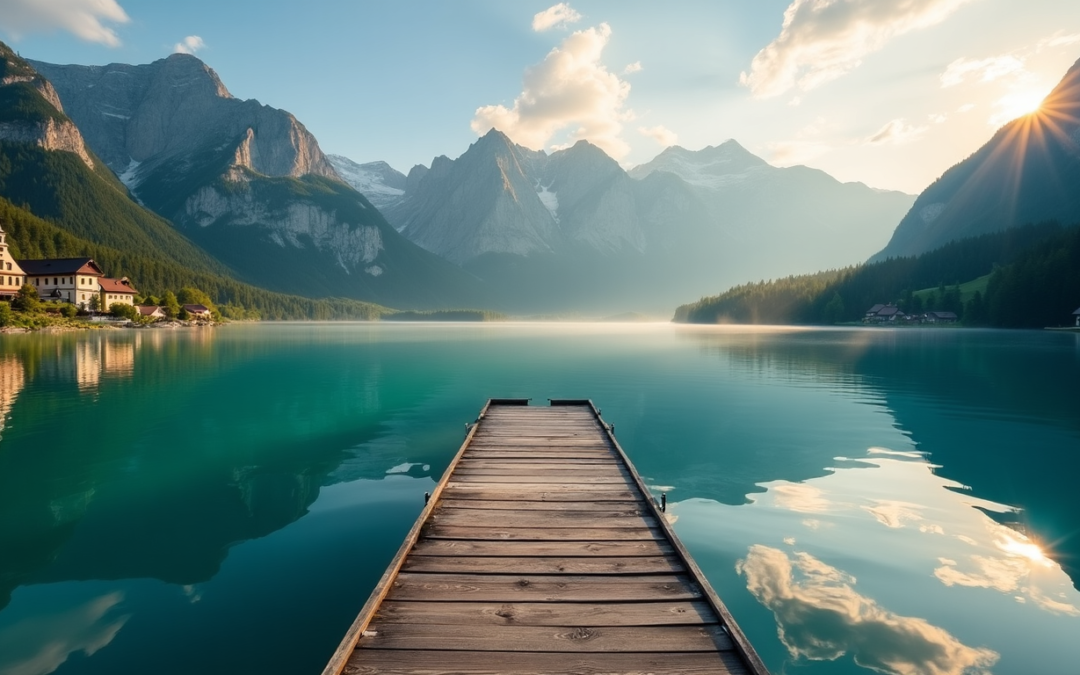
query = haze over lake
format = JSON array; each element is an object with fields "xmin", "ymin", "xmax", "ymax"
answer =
[{"xmin": 1, "ymin": 323, "xmax": 1078, "ymax": 675}]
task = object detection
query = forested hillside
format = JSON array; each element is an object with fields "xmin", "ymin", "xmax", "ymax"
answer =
[
  {"xmin": 675, "ymin": 222, "xmax": 1079, "ymax": 328},
  {"xmin": 0, "ymin": 198, "xmax": 385, "ymax": 320}
]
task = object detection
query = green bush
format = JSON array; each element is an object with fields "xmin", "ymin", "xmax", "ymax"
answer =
[
  {"xmin": 59, "ymin": 303, "xmax": 77, "ymax": 318},
  {"xmin": 109, "ymin": 302, "xmax": 138, "ymax": 320},
  {"xmin": 0, "ymin": 301, "xmax": 11, "ymax": 326},
  {"xmin": 10, "ymin": 284, "xmax": 40, "ymax": 312}
]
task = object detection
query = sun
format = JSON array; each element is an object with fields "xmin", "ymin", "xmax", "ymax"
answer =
[{"xmin": 993, "ymin": 90, "xmax": 1049, "ymax": 125}]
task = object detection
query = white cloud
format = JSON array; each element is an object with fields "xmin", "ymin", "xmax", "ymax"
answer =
[
  {"xmin": 866, "ymin": 118, "xmax": 928, "ymax": 145},
  {"xmin": 740, "ymin": 0, "xmax": 972, "ymax": 98},
  {"xmin": 940, "ymin": 55, "xmax": 1025, "ymax": 88},
  {"xmin": 1038, "ymin": 31, "xmax": 1080, "ymax": 50},
  {"xmin": 173, "ymin": 35, "xmax": 205, "ymax": 55},
  {"xmin": 957, "ymin": 103, "xmax": 976, "ymax": 113},
  {"xmin": 637, "ymin": 125, "xmax": 677, "ymax": 147},
  {"xmin": 0, "ymin": 0, "xmax": 129, "ymax": 46},
  {"xmin": 532, "ymin": 3, "xmax": 582, "ymax": 32},
  {"xmin": 623, "ymin": 61, "xmax": 643, "ymax": 75},
  {"xmin": 929, "ymin": 113, "xmax": 948, "ymax": 124},
  {"xmin": 472, "ymin": 23, "xmax": 633, "ymax": 160}
]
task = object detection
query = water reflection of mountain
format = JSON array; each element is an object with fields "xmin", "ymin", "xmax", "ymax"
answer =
[
  {"xmin": 623, "ymin": 329, "xmax": 888, "ymax": 506},
  {"xmin": 0, "ymin": 331, "xmax": 447, "ymax": 611},
  {"xmin": 675, "ymin": 328, "xmax": 1080, "ymax": 591}
]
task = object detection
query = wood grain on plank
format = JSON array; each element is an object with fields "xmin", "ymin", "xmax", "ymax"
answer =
[
  {"xmin": 423, "ymin": 524, "xmax": 665, "ymax": 541},
  {"xmin": 403, "ymin": 555, "xmax": 685, "ymax": 575},
  {"xmin": 373, "ymin": 600, "xmax": 716, "ymax": 626},
  {"xmin": 431, "ymin": 510, "xmax": 656, "ymax": 529},
  {"xmin": 357, "ymin": 623, "xmax": 733, "ymax": 653},
  {"xmin": 449, "ymin": 470, "xmax": 630, "ymax": 481},
  {"xmin": 437, "ymin": 499, "xmax": 644, "ymax": 512},
  {"xmin": 442, "ymin": 487, "xmax": 640, "ymax": 501},
  {"xmin": 445, "ymin": 481, "xmax": 637, "ymax": 492},
  {"xmin": 343, "ymin": 650, "xmax": 749, "ymax": 675},
  {"xmin": 389, "ymin": 573, "xmax": 702, "ymax": 602},
  {"xmin": 458, "ymin": 458, "xmax": 619, "ymax": 466},
  {"xmin": 409, "ymin": 539, "xmax": 672, "ymax": 557}
]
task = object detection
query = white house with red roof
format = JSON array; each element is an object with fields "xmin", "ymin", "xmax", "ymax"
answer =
[{"xmin": 98, "ymin": 277, "xmax": 138, "ymax": 310}]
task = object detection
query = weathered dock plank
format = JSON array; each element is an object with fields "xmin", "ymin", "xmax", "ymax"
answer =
[
  {"xmin": 373, "ymin": 600, "xmax": 716, "ymax": 626},
  {"xmin": 342, "ymin": 651, "xmax": 752, "ymax": 675},
  {"xmin": 323, "ymin": 400, "xmax": 769, "ymax": 675}
]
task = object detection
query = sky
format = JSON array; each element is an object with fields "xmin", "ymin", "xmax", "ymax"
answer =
[{"xmin": 2, "ymin": 0, "xmax": 1079, "ymax": 194}]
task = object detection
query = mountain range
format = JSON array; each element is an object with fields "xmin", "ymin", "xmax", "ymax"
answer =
[
  {"xmin": 30, "ymin": 54, "xmax": 482, "ymax": 309},
  {"xmin": 336, "ymin": 130, "xmax": 913, "ymax": 312},
  {"xmin": 10, "ymin": 40, "xmax": 1072, "ymax": 317}
]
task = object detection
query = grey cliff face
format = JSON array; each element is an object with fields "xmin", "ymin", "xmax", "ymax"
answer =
[
  {"xmin": 0, "ymin": 47, "xmax": 95, "ymax": 169},
  {"xmin": 31, "ymin": 54, "xmax": 338, "ymax": 186},
  {"xmin": 0, "ymin": 117, "xmax": 95, "ymax": 168}
]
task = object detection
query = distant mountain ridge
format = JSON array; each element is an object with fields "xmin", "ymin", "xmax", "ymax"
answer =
[
  {"xmin": 874, "ymin": 56, "xmax": 1080, "ymax": 260},
  {"xmin": 375, "ymin": 130, "xmax": 914, "ymax": 312},
  {"xmin": 32, "ymin": 54, "xmax": 485, "ymax": 309}
]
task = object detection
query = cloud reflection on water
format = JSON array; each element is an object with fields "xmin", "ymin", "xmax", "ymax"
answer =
[
  {"xmin": 726, "ymin": 445, "xmax": 1080, "ymax": 672},
  {"xmin": 0, "ymin": 591, "xmax": 129, "ymax": 675},
  {"xmin": 738, "ymin": 545, "xmax": 999, "ymax": 675}
]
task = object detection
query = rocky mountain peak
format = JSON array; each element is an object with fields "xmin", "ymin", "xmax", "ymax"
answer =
[
  {"xmin": 0, "ymin": 42, "xmax": 95, "ymax": 168},
  {"xmin": 31, "ymin": 54, "xmax": 338, "ymax": 186},
  {"xmin": 405, "ymin": 164, "xmax": 429, "ymax": 194},
  {"xmin": 629, "ymin": 139, "xmax": 769, "ymax": 187},
  {"xmin": 157, "ymin": 53, "xmax": 233, "ymax": 100}
]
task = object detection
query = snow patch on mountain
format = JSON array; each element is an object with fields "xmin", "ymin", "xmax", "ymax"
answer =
[
  {"xmin": 327, "ymin": 154, "xmax": 407, "ymax": 210},
  {"xmin": 118, "ymin": 158, "xmax": 142, "ymax": 190},
  {"xmin": 536, "ymin": 183, "xmax": 559, "ymax": 222},
  {"xmin": 629, "ymin": 141, "xmax": 769, "ymax": 190}
]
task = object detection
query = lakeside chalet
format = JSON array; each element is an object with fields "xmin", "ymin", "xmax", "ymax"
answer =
[
  {"xmin": 0, "ymin": 222, "xmax": 138, "ymax": 311},
  {"xmin": 17, "ymin": 258, "xmax": 137, "ymax": 310}
]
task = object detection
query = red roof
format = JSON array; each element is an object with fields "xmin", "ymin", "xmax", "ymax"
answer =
[
  {"xmin": 137, "ymin": 305, "xmax": 164, "ymax": 317},
  {"xmin": 99, "ymin": 277, "xmax": 137, "ymax": 294},
  {"xmin": 183, "ymin": 304, "xmax": 211, "ymax": 314}
]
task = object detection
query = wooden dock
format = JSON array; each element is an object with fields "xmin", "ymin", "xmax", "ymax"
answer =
[{"xmin": 323, "ymin": 399, "xmax": 768, "ymax": 675}]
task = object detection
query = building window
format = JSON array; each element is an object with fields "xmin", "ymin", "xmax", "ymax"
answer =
[
  {"xmin": 34, "ymin": 278, "xmax": 39, "ymax": 286},
  {"xmin": 5, "ymin": 263, "xmax": 10, "ymax": 271},
  {"xmin": 53, "ymin": 278, "xmax": 58, "ymax": 285}
]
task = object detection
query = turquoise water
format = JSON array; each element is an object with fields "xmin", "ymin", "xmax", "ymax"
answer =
[{"xmin": 0, "ymin": 323, "xmax": 1078, "ymax": 675}]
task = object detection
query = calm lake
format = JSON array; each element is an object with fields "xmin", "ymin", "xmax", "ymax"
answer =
[{"xmin": 1, "ymin": 323, "xmax": 1078, "ymax": 675}]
